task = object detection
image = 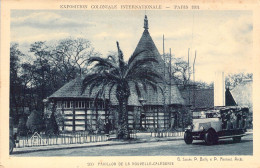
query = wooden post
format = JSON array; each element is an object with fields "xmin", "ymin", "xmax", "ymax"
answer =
[
  {"xmin": 193, "ymin": 50, "xmax": 197, "ymax": 107},
  {"xmin": 73, "ymin": 100, "xmax": 76, "ymax": 132},
  {"xmin": 85, "ymin": 100, "xmax": 88, "ymax": 131}
]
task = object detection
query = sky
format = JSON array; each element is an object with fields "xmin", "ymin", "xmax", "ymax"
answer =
[{"xmin": 11, "ymin": 10, "xmax": 253, "ymax": 83}]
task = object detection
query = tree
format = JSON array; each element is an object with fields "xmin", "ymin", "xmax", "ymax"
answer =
[
  {"xmin": 10, "ymin": 39, "xmax": 99, "ymax": 132},
  {"xmin": 26, "ymin": 110, "xmax": 45, "ymax": 133},
  {"xmin": 49, "ymin": 38, "xmax": 100, "ymax": 82},
  {"xmin": 17, "ymin": 115, "xmax": 28, "ymax": 136},
  {"xmin": 82, "ymin": 42, "xmax": 163, "ymax": 139},
  {"xmin": 225, "ymin": 72, "xmax": 253, "ymax": 89},
  {"xmin": 29, "ymin": 41, "xmax": 52, "ymax": 111},
  {"xmin": 169, "ymin": 57, "xmax": 213, "ymax": 90},
  {"xmin": 10, "ymin": 43, "xmax": 25, "ymax": 125},
  {"xmin": 45, "ymin": 112, "xmax": 59, "ymax": 135},
  {"xmin": 26, "ymin": 39, "xmax": 99, "ymax": 112},
  {"xmin": 170, "ymin": 57, "xmax": 191, "ymax": 89}
]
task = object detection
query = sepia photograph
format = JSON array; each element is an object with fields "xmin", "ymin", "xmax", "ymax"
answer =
[
  {"xmin": 8, "ymin": 9, "xmax": 253, "ymax": 156},
  {"xmin": 1, "ymin": 0, "xmax": 260, "ymax": 168}
]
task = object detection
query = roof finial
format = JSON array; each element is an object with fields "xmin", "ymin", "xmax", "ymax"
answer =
[{"xmin": 144, "ymin": 15, "xmax": 148, "ymax": 30}]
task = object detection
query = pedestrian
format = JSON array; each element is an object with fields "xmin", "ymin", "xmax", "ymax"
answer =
[
  {"xmin": 222, "ymin": 112, "xmax": 227, "ymax": 129},
  {"xmin": 230, "ymin": 110, "xmax": 237, "ymax": 129},
  {"xmin": 242, "ymin": 112, "xmax": 247, "ymax": 129},
  {"xmin": 226, "ymin": 111, "xmax": 231, "ymax": 130},
  {"xmin": 236, "ymin": 111, "xmax": 242, "ymax": 129},
  {"xmin": 104, "ymin": 120, "xmax": 109, "ymax": 134}
]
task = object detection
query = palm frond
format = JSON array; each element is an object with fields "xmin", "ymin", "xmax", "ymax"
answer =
[
  {"xmin": 107, "ymin": 55, "xmax": 117, "ymax": 63},
  {"xmin": 125, "ymin": 57, "xmax": 159, "ymax": 78},
  {"xmin": 116, "ymin": 41, "xmax": 125, "ymax": 71},
  {"xmin": 88, "ymin": 57, "xmax": 118, "ymax": 70},
  {"xmin": 92, "ymin": 82, "xmax": 108, "ymax": 109},
  {"xmin": 88, "ymin": 78, "xmax": 106, "ymax": 96},
  {"xmin": 133, "ymin": 82, "xmax": 142, "ymax": 97},
  {"xmin": 108, "ymin": 82, "xmax": 117, "ymax": 103},
  {"xmin": 144, "ymin": 80, "xmax": 158, "ymax": 93},
  {"xmin": 128, "ymin": 49, "xmax": 152, "ymax": 65},
  {"xmin": 81, "ymin": 74, "xmax": 102, "ymax": 94},
  {"xmin": 127, "ymin": 67, "xmax": 163, "ymax": 83},
  {"xmin": 130, "ymin": 79, "xmax": 148, "ymax": 93}
]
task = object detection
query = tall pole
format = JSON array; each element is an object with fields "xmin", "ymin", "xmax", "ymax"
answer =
[
  {"xmin": 188, "ymin": 48, "xmax": 190, "ymax": 105},
  {"xmin": 162, "ymin": 35, "xmax": 166, "ymax": 129},
  {"xmin": 193, "ymin": 50, "xmax": 197, "ymax": 107},
  {"xmin": 169, "ymin": 48, "xmax": 172, "ymax": 129},
  {"xmin": 169, "ymin": 48, "xmax": 172, "ymax": 105},
  {"xmin": 163, "ymin": 35, "xmax": 165, "ymax": 79}
]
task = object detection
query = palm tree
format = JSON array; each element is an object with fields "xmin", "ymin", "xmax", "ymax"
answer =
[{"xmin": 82, "ymin": 41, "xmax": 163, "ymax": 139}]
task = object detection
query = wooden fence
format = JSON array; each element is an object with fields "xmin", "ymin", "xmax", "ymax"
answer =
[
  {"xmin": 150, "ymin": 130, "xmax": 184, "ymax": 138},
  {"xmin": 15, "ymin": 132, "xmax": 110, "ymax": 148}
]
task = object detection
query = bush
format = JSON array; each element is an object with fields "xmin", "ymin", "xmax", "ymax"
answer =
[
  {"xmin": 96, "ymin": 116, "xmax": 105, "ymax": 133},
  {"xmin": 26, "ymin": 110, "xmax": 45, "ymax": 133},
  {"xmin": 45, "ymin": 112, "xmax": 59, "ymax": 135},
  {"xmin": 17, "ymin": 115, "xmax": 28, "ymax": 136},
  {"xmin": 54, "ymin": 108, "xmax": 65, "ymax": 127}
]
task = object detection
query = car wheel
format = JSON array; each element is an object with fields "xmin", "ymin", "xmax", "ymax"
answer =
[
  {"xmin": 9, "ymin": 138, "xmax": 14, "ymax": 154},
  {"xmin": 204, "ymin": 130, "xmax": 218, "ymax": 145},
  {"xmin": 184, "ymin": 131, "xmax": 193, "ymax": 144},
  {"xmin": 233, "ymin": 136, "xmax": 241, "ymax": 143}
]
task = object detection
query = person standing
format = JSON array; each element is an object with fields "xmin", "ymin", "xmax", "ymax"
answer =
[
  {"xmin": 222, "ymin": 112, "xmax": 227, "ymax": 130},
  {"xmin": 242, "ymin": 112, "xmax": 247, "ymax": 129},
  {"xmin": 226, "ymin": 111, "xmax": 231, "ymax": 130},
  {"xmin": 236, "ymin": 111, "xmax": 242, "ymax": 129},
  {"xmin": 230, "ymin": 111, "xmax": 237, "ymax": 129}
]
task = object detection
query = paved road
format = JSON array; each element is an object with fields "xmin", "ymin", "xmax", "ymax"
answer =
[{"xmin": 13, "ymin": 134, "xmax": 253, "ymax": 156}]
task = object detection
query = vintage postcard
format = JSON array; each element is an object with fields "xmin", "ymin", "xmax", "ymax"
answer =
[{"xmin": 1, "ymin": 0, "xmax": 260, "ymax": 168}]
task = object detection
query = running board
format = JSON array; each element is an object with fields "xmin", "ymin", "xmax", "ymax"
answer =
[{"xmin": 218, "ymin": 134, "xmax": 247, "ymax": 139}]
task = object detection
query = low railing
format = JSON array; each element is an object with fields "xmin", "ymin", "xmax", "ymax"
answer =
[
  {"xmin": 15, "ymin": 131, "xmax": 110, "ymax": 148},
  {"xmin": 150, "ymin": 130, "xmax": 184, "ymax": 138},
  {"xmin": 129, "ymin": 129, "xmax": 137, "ymax": 139}
]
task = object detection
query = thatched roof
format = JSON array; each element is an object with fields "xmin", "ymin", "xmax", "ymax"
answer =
[
  {"xmin": 131, "ymin": 29, "xmax": 165, "ymax": 74},
  {"xmin": 49, "ymin": 76, "xmax": 141, "ymax": 106},
  {"xmin": 181, "ymin": 89, "xmax": 214, "ymax": 109},
  {"xmin": 49, "ymin": 15, "xmax": 185, "ymax": 106}
]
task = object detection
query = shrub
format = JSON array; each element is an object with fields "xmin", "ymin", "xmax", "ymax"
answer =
[
  {"xmin": 45, "ymin": 112, "xmax": 59, "ymax": 135},
  {"xmin": 96, "ymin": 116, "xmax": 105, "ymax": 133},
  {"xmin": 54, "ymin": 108, "xmax": 65, "ymax": 128},
  {"xmin": 26, "ymin": 110, "xmax": 45, "ymax": 133},
  {"xmin": 17, "ymin": 115, "xmax": 28, "ymax": 136}
]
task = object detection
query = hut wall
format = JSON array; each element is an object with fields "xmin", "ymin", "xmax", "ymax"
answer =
[
  {"xmin": 55, "ymin": 99, "xmax": 107, "ymax": 132},
  {"xmin": 53, "ymin": 99, "xmax": 185, "ymax": 132}
]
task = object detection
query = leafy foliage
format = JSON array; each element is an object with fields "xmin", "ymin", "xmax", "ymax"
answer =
[
  {"xmin": 10, "ymin": 43, "xmax": 25, "ymax": 125},
  {"xmin": 45, "ymin": 112, "xmax": 59, "ymax": 135},
  {"xmin": 10, "ymin": 38, "xmax": 99, "ymax": 130},
  {"xmin": 169, "ymin": 57, "xmax": 191, "ymax": 89},
  {"xmin": 168, "ymin": 56, "xmax": 213, "ymax": 90},
  {"xmin": 26, "ymin": 110, "xmax": 45, "ymax": 133},
  {"xmin": 225, "ymin": 72, "xmax": 253, "ymax": 89},
  {"xmin": 17, "ymin": 116, "xmax": 28, "ymax": 136}
]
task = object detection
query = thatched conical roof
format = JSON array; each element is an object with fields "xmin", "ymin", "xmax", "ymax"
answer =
[{"xmin": 130, "ymin": 15, "xmax": 185, "ymax": 105}]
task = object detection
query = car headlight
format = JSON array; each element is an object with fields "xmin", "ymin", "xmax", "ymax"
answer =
[
  {"xmin": 187, "ymin": 124, "xmax": 193, "ymax": 130},
  {"xmin": 199, "ymin": 126, "xmax": 204, "ymax": 130}
]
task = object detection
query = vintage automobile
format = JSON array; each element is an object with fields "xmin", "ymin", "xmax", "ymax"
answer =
[{"xmin": 184, "ymin": 106, "xmax": 249, "ymax": 145}]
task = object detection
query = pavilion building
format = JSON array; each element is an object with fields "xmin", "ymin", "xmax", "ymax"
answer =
[{"xmin": 47, "ymin": 15, "xmax": 186, "ymax": 132}]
